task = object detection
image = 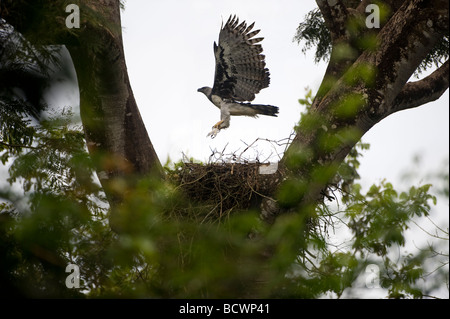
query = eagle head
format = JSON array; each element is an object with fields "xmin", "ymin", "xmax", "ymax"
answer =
[{"xmin": 197, "ymin": 86, "xmax": 212, "ymax": 97}]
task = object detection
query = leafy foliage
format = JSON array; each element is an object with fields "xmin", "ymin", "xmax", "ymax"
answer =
[
  {"xmin": 293, "ymin": 7, "xmax": 449, "ymax": 75},
  {"xmin": 0, "ymin": 98, "xmax": 36, "ymax": 163},
  {"xmin": 293, "ymin": 8, "xmax": 331, "ymax": 63},
  {"xmin": 0, "ymin": 110, "xmax": 108, "ymax": 297}
]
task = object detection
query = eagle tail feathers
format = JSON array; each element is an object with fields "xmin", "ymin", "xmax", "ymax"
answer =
[{"xmin": 239, "ymin": 102, "xmax": 279, "ymax": 117}]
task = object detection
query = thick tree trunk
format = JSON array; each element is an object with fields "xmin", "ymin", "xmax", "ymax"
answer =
[{"xmin": 64, "ymin": 1, "xmax": 163, "ymax": 224}]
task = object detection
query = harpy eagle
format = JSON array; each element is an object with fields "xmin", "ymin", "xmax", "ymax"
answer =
[{"xmin": 198, "ymin": 15, "xmax": 278, "ymax": 138}]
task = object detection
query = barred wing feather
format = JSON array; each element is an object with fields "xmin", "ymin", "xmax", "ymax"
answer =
[{"xmin": 212, "ymin": 15, "xmax": 270, "ymax": 102}]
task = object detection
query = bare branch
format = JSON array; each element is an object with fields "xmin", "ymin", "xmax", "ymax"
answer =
[{"xmin": 0, "ymin": 140, "xmax": 38, "ymax": 150}]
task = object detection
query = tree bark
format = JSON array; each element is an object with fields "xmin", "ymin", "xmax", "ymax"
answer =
[
  {"xmin": 390, "ymin": 60, "xmax": 449, "ymax": 114},
  {"xmin": 64, "ymin": 1, "xmax": 163, "ymax": 209}
]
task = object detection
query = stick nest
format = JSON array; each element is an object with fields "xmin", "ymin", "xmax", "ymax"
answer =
[
  {"xmin": 168, "ymin": 161, "xmax": 280, "ymax": 221},
  {"xmin": 166, "ymin": 137, "xmax": 293, "ymax": 222}
]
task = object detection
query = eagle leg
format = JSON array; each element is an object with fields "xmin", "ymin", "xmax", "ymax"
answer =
[{"xmin": 213, "ymin": 120, "xmax": 224, "ymax": 128}]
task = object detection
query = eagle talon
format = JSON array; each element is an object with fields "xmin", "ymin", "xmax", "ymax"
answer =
[
  {"xmin": 206, "ymin": 120, "xmax": 224, "ymax": 138},
  {"xmin": 207, "ymin": 127, "xmax": 220, "ymax": 138}
]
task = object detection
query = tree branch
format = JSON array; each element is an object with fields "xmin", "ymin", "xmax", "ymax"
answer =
[
  {"xmin": 0, "ymin": 140, "xmax": 38, "ymax": 150},
  {"xmin": 315, "ymin": 0, "xmax": 356, "ymax": 103},
  {"xmin": 390, "ymin": 60, "xmax": 449, "ymax": 115},
  {"xmin": 359, "ymin": 0, "xmax": 448, "ymax": 118},
  {"xmin": 316, "ymin": 0, "xmax": 350, "ymax": 42}
]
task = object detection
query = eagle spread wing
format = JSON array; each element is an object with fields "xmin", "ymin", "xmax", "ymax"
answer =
[
  {"xmin": 198, "ymin": 15, "xmax": 278, "ymax": 138},
  {"xmin": 212, "ymin": 15, "xmax": 270, "ymax": 102}
]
